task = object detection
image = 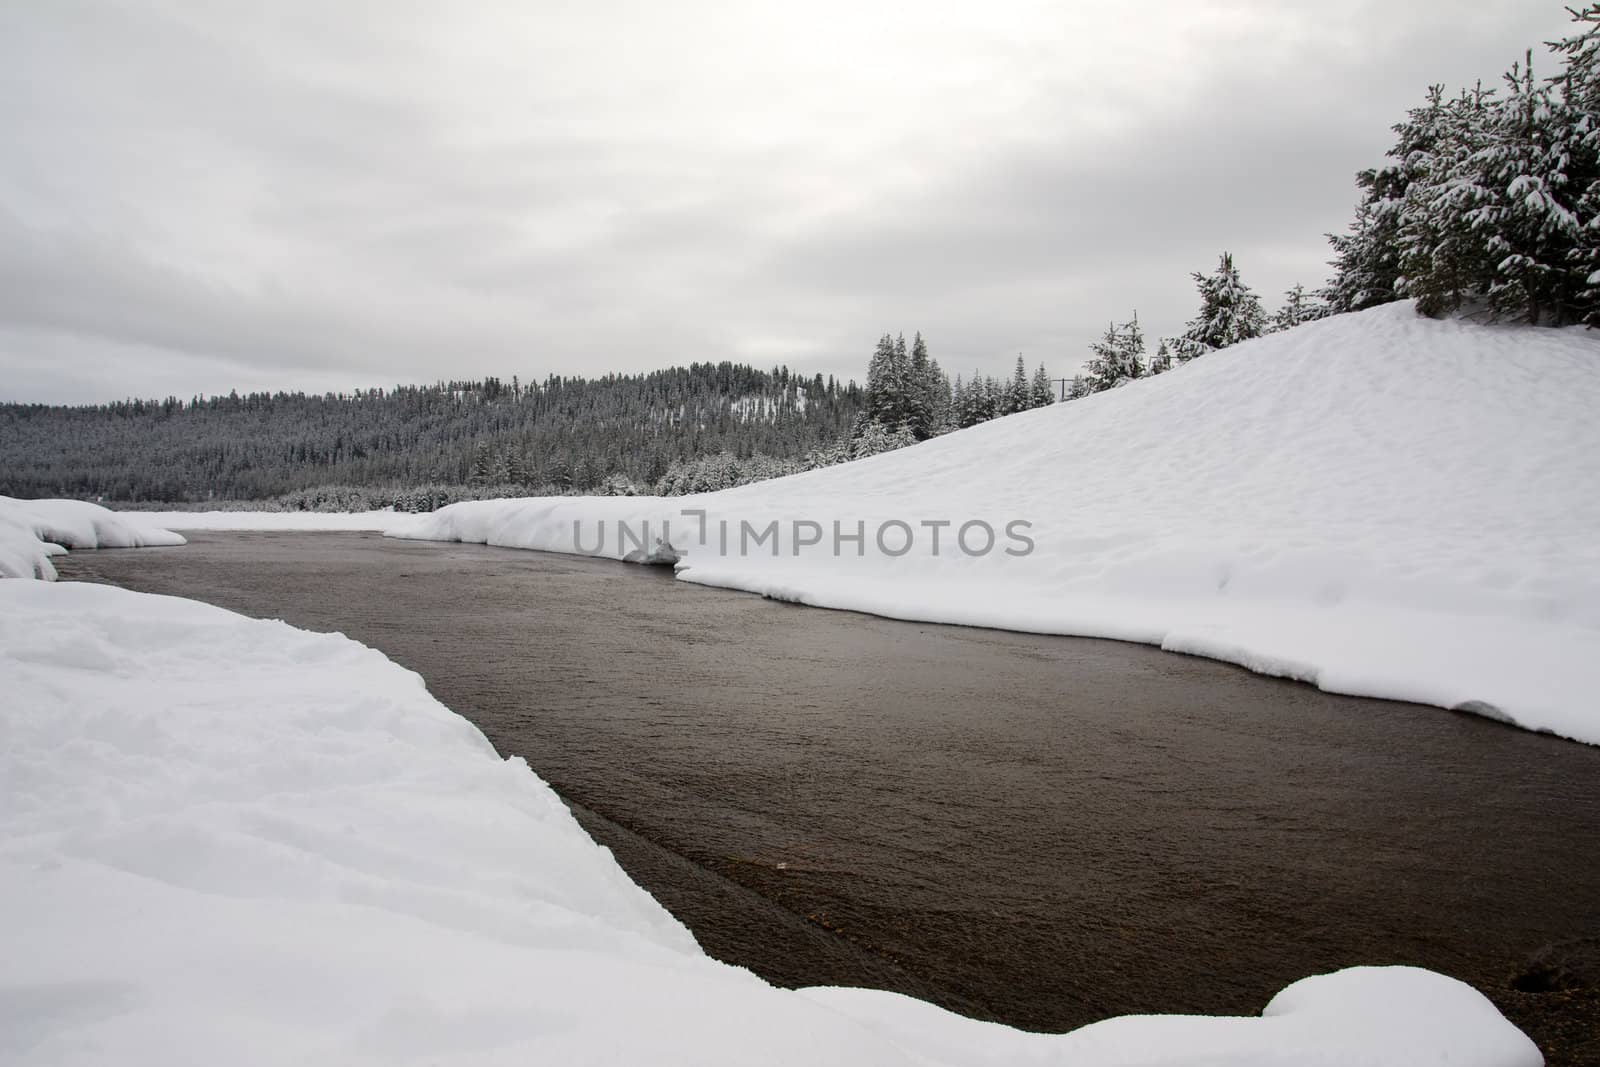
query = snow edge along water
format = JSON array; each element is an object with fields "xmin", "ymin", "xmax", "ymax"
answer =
[{"xmin": 375, "ymin": 305, "xmax": 1600, "ymax": 746}]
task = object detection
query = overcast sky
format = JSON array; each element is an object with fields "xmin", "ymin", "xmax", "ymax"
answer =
[{"xmin": 0, "ymin": 1, "xmax": 1577, "ymax": 404}]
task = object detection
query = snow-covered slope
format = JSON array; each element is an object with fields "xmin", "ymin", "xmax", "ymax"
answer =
[
  {"xmin": 0, "ymin": 496, "xmax": 185, "ymax": 579},
  {"xmin": 392, "ymin": 304, "xmax": 1600, "ymax": 744},
  {"xmin": 0, "ymin": 579, "xmax": 1541, "ymax": 1066}
]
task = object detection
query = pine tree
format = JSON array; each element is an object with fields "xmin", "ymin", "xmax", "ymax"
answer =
[
  {"xmin": 926, "ymin": 359, "xmax": 952, "ymax": 434},
  {"xmin": 469, "ymin": 443, "xmax": 492, "ymax": 484},
  {"xmin": 974, "ymin": 375, "xmax": 1000, "ymax": 424},
  {"xmin": 1177, "ymin": 254, "xmax": 1265, "ymax": 358},
  {"xmin": 1474, "ymin": 52, "xmax": 1585, "ymax": 323},
  {"xmin": 1393, "ymin": 84, "xmax": 1495, "ymax": 318},
  {"xmin": 1324, "ymin": 7, "xmax": 1600, "ymax": 325},
  {"xmin": 1003, "ymin": 356, "xmax": 1030, "ymax": 414},
  {"xmin": 1551, "ymin": 4, "xmax": 1600, "ymax": 325},
  {"xmin": 1030, "ymin": 363, "xmax": 1055, "ymax": 406},
  {"xmin": 890, "ymin": 334, "xmax": 910, "ymax": 425},
  {"xmin": 1148, "ymin": 340, "xmax": 1174, "ymax": 375},
  {"xmin": 1324, "ymin": 103, "xmax": 1441, "ymax": 315},
  {"xmin": 904, "ymin": 333, "xmax": 930, "ymax": 435},
  {"xmin": 1270, "ymin": 284, "xmax": 1330, "ymax": 332},
  {"xmin": 864, "ymin": 334, "xmax": 898, "ymax": 426},
  {"xmin": 1084, "ymin": 314, "xmax": 1146, "ymax": 393}
]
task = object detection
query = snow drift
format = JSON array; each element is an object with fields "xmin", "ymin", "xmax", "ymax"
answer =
[
  {"xmin": 0, "ymin": 579, "xmax": 1541, "ymax": 1066},
  {"xmin": 391, "ymin": 304, "xmax": 1600, "ymax": 745},
  {"xmin": 0, "ymin": 496, "xmax": 185, "ymax": 579}
]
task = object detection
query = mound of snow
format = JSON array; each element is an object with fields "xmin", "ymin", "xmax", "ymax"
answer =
[
  {"xmin": 0, "ymin": 579, "xmax": 1540, "ymax": 1066},
  {"xmin": 391, "ymin": 304, "xmax": 1600, "ymax": 744},
  {"xmin": 0, "ymin": 497, "xmax": 185, "ymax": 579}
]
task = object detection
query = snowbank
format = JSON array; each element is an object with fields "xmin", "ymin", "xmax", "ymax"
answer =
[
  {"xmin": 390, "ymin": 304, "xmax": 1600, "ymax": 745},
  {"xmin": 118, "ymin": 509, "xmax": 400, "ymax": 532},
  {"xmin": 0, "ymin": 496, "xmax": 185, "ymax": 580},
  {"xmin": 0, "ymin": 579, "xmax": 1540, "ymax": 1066}
]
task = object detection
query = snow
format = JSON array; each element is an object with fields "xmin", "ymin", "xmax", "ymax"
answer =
[
  {"xmin": 391, "ymin": 304, "xmax": 1600, "ymax": 745},
  {"xmin": 118, "ymin": 509, "xmax": 399, "ymax": 532},
  {"xmin": 0, "ymin": 497, "xmax": 185, "ymax": 580},
  {"xmin": 0, "ymin": 578, "xmax": 1542, "ymax": 1066}
]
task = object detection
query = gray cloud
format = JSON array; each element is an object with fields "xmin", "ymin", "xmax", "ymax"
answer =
[{"xmin": 0, "ymin": 0, "xmax": 1578, "ymax": 402}]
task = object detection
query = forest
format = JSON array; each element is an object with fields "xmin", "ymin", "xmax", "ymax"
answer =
[{"xmin": 0, "ymin": 365, "xmax": 864, "ymax": 506}]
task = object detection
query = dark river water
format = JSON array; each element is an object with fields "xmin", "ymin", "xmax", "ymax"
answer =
[{"xmin": 59, "ymin": 531, "xmax": 1600, "ymax": 1062}]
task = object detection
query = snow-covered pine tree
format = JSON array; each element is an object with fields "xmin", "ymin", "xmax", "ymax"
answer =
[
  {"xmin": 1004, "ymin": 356, "xmax": 1030, "ymax": 414},
  {"xmin": 1392, "ymin": 85, "xmax": 1492, "ymax": 318},
  {"xmin": 1030, "ymin": 363, "xmax": 1055, "ymax": 406},
  {"xmin": 1472, "ymin": 52, "xmax": 1585, "ymax": 324},
  {"xmin": 1550, "ymin": 4, "xmax": 1600, "ymax": 325},
  {"xmin": 1084, "ymin": 313, "xmax": 1146, "ymax": 393},
  {"xmin": 865, "ymin": 334, "xmax": 898, "ymax": 426},
  {"xmin": 927, "ymin": 359, "xmax": 952, "ymax": 434},
  {"xmin": 1148, "ymin": 340, "xmax": 1173, "ymax": 375},
  {"xmin": 850, "ymin": 417, "xmax": 917, "ymax": 459},
  {"xmin": 1270, "ymin": 283, "xmax": 1330, "ymax": 332},
  {"xmin": 975, "ymin": 375, "xmax": 1001, "ymax": 423},
  {"xmin": 1177, "ymin": 255, "xmax": 1265, "ymax": 356},
  {"xmin": 906, "ymin": 332, "xmax": 932, "ymax": 438},
  {"xmin": 469, "ymin": 443, "xmax": 492, "ymax": 484},
  {"xmin": 1324, "ymin": 101, "xmax": 1444, "ymax": 315},
  {"xmin": 891, "ymin": 334, "xmax": 911, "ymax": 425},
  {"xmin": 955, "ymin": 372, "xmax": 986, "ymax": 428}
]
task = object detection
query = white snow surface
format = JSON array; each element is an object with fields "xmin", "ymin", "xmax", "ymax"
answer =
[
  {"xmin": 391, "ymin": 305, "xmax": 1600, "ymax": 745},
  {"xmin": 0, "ymin": 579, "xmax": 1542, "ymax": 1066},
  {"xmin": 0, "ymin": 497, "xmax": 185, "ymax": 579}
]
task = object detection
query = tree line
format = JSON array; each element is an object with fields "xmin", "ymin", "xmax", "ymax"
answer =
[
  {"xmin": 0, "ymin": 365, "xmax": 865, "ymax": 505},
  {"xmin": 850, "ymin": 331, "xmax": 1056, "ymax": 449}
]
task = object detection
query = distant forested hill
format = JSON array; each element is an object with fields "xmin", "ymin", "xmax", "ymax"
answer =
[{"xmin": 0, "ymin": 364, "xmax": 862, "ymax": 504}]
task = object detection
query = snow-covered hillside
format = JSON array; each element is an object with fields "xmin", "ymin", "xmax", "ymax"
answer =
[
  {"xmin": 0, "ymin": 579, "xmax": 1541, "ymax": 1066},
  {"xmin": 0, "ymin": 497, "xmax": 185, "ymax": 579},
  {"xmin": 392, "ymin": 304, "xmax": 1600, "ymax": 744}
]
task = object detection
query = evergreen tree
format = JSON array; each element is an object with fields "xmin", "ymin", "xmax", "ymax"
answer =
[
  {"xmin": 1270, "ymin": 284, "xmax": 1330, "ymax": 332},
  {"xmin": 1475, "ymin": 52, "xmax": 1585, "ymax": 323},
  {"xmin": 1324, "ymin": 104, "xmax": 1440, "ymax": 314},
  {"xmin": 1177, "ymin": 254, "xmax": 1265, "ymax": 358},
  {"xmin": 1392, "ymin": 84, "xmax": 1495, "ymax": 318},
  {"xmin": 890, "ymin": 334, "xmax": 910, "ymax": 425},
  {"xmin": 1084, "ymin": 313, "xmax": 1146, "ymax": 393},
  {"xmin": 1003, "ymin": 356, "xmax": 1030, "ymax": 414},
  {"xmin": 927, "ymin": 359, "xmax": 952, "ymax": 434},
  {"xmin": 974, "ymin": 375, "xmax": 1000, "ymax": 424},
  {"xmin": 1325, "ymin": 7, "xmax": 1600, "ymax": 326},
  {"xmin": 1030, "ymin": 363, "xmax": 1055, "ymax": 406},
  {"xmin": 864, "ymin": 334, "xmax": 899, "ymax": 426},
  {"xmin": 907, "ymin": 332, "xmax": 932, "ymax": 437},
  {"xmin": 1552, "ymin": 4, "xmax": 1600, "ymax": 324},
  {"xmin": 1148, "ymin": 340, "xmax": 1174, "ymax": 375}
]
